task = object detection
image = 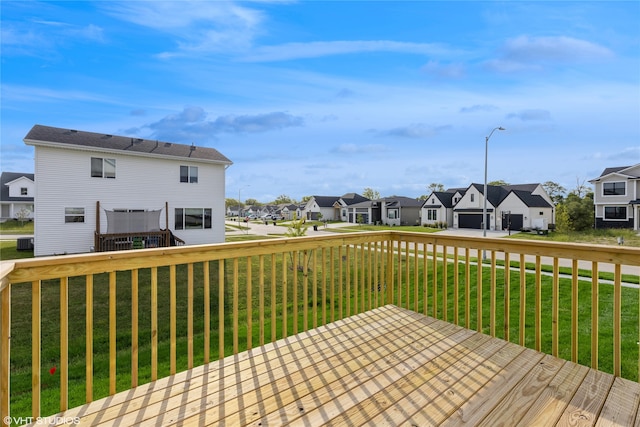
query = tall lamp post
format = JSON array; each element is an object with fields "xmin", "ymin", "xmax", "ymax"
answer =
[
  {"xmin": 239, "ymin": 185, "xmax": 249, "ymax": 232},
  {"xmin": 483, "ymin": 127, "xmax": 505, "ymax": 244}
]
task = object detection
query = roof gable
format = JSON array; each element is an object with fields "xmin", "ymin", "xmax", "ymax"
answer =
[{"xmin": 24, "ymin": 124, "xmax": 232, "ymax": 165}]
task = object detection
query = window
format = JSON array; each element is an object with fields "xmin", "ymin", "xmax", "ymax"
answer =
[
  {"xmin": 471, "ymin": 194, "xmax": 475, "ymax": 202},
  {"xmin": 180, "ymin": 166, "xmax": 198, "ymax": 183},
  {"xmin": 65, "ymin": 207, "xmax": 85, "ymax": 223},
  {"xmin": 604, "ymin": 206, "xmax": 626, "ymax": 220},
  {"xmin": 175, "ymin": 208, "xmax": 211, "ymax": 229},
  {"xmin": 387, "ymin": 209, "xmax": 399, "ymax": 219},
  {"xmin": 91, "ymin": 157, "xmax": 116, "ymax": 178},
  {"xmin": 603, "ymin": 182, "xmax": 625, "ymax": 196},
  {"xmin": 427, "ymin": 209, "xmax": 437, "ymax": 221},
  {"xmin": 20, "ymin": 187, "xmax": 28, "ymax": 195}
]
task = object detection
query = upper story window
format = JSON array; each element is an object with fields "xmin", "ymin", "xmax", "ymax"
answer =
[
  {"xmin": 180, "ymin": 166, "xmax": 198, "ymax": 183},
  {"xmin": 603, "ymin": 182, "xmax": 625, "ymax": 196},
  {"xmin": 471, "ymin": 194, "xmax": 475, "ymax": 202},
  {"xmin": 91, "ymin": 157, "xmax": 116, "ymax": 178},
  {"xmin": 20, "ymin": 187, "xmax": 28, "ymax": 195}
]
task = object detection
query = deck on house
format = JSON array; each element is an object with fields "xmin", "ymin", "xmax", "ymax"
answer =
[{"xmin": 44, "ymin": 305, "xmax": 640, "ymax": 426}]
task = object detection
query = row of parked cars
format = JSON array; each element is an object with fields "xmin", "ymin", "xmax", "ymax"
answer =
[{"xmin": 244, "ymin": 213, "xmax": 284, "ymax": 222}]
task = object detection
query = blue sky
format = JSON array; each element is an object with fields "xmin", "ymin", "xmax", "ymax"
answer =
[{"xmin": 2, "ymin": 1, "xmax": 639, "ymax": 203}]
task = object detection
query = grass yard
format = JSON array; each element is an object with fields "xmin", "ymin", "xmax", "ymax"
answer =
[
  {"xmin": 5, "ymin": 245, "xmax": 639, "ymax": 418},
  {"xmin": 508, "ymin": 227, "xmax": 640, "ymax": 247},
  {"xmin": 0, "ymin": 219, "xmax": 34, "ymax": 234}
]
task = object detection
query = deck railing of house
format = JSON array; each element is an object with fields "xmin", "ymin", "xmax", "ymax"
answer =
[
  {"xmin": 1, "ymin": 231, "xmax": 639, "ymax": 420},
  {"xmin": 94, "ymin": 230, "xmax": 186, "ymax": 252}
]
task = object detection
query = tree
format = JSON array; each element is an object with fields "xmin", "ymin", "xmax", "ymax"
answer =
[
  {"xmin": 562, "ymin": 192, "xmax": 594, "ymax": 231},
  {"xmin": 245, "ymin": 198, "xmax": 259, "ymax": 206},
  {"xmin": 285, "ymin": 213, "xmax": 309, "ymax": 237},
  {"xmin": 300, "ymin": 195, "xmax": 312, "ymax": 203},
  {"xmin": 428, "ymin": 183, "xmax": 445, "ymax": 193},
  {"xmin": 363, "ymin": 188, "xmax": 380, "ymax": 200},
  {"xmin": 274, "ymin": 194, "xmax": 294, "ymax": 204},
  {"xmin": 488, "ymin": 180, "xmax": 509, "ymax": 186},
  {"xmin": 542, "ymin": 181, "xmax": 566, "ymax": 205},
  {"xmin": 15, "ymin": 208, "xmax": 31, "ymax": 226},
  {"xmin": 571, "ymin": 178, "xmax": 591, "ymax": 198},
  {"xmin": 554, "ymin": 203, "xmax": 572, "ymax": 233}
]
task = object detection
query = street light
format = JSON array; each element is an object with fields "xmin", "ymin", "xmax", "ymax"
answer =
[
  {"xmin": 483, "ymin": 127, "xmax": 505, "ymax": 244},
  {"xmin": 239, "ymin": 185, "xmax": 249, "ymax": 233}
]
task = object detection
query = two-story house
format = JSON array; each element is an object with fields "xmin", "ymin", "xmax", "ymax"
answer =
[
  {"xmin": 422, "ymin": 183, "xmax": 554, "ymax": 231},
  {"xmin": 24, "ymin": 124, "xmax": 232, "ymax": 256},
  {"xmin": 0, "ymin": 172, "xmax": 35, "ymax": 222},
  {"xmin": 589, "ymin": 164, "xmax": 640, "ymax": 230}
]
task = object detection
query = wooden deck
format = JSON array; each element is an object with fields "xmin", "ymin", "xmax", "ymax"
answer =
[{"xmin": 45, "ymin": 305, "xmax": 640, "ymax": 426}]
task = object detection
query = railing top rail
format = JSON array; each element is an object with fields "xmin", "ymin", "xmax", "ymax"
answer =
[
  {"xmin": 2, "ymin": 231, "xmax": 392, "ymax": 284},
  {"xmin": 391, "ymin": 231, "xmax": 640, "ymax": 266},
  {"xmin": 3, "ymin": 230, "xmax": 639, "ymax": 286}
]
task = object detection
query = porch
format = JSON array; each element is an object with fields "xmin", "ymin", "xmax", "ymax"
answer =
[{"xmin": 1, "ymin": 231, "xmax": 640, "ymax": 425}]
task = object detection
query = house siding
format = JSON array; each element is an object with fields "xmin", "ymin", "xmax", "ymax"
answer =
[{"xmin": 33, "ymin": 145, "xmax": 226, "ymax": 256}]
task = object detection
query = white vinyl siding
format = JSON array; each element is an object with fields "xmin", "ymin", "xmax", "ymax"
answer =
[{"xmin": 33, "ymin": 146, "xmax": 226, "ymax": 256}]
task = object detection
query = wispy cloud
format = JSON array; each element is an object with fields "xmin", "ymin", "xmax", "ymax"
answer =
[
  {"xmin": 460, "ymin": 104, "xmax": 499, "ymax": 114},
  {"xmin": 485, "ymin": 35, "xmax": 613, "ymax": 73},
  {"xmin": 240, "ymin": 40, "xmax": 454, "ymax": 62},
  {"xmin": 506, "ymin": 109, "xmax": 552, "ymax": 121},
  {"xmin": 332, "ymin": 143, "xmax": 388, "ymax": 154},
  {"xmin": 375, "ymin": 124, "xmax": 452, "ymax": 139},
  {"xmin": 102, "ymin": 1, "xmax": 264, "ymax": 56},
  {"xmin": 421, "ymin": 61, "xmax": 465, "ymax": 79}
]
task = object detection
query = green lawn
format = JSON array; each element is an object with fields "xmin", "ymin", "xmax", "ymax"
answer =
[{"xmin": 0, "ymin": 219, "xmax": 34, "ymax": 234}]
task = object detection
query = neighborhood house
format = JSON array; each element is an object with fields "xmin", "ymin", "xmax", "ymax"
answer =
[
  {"xmin": 24, "ymin": 124, "xmax": 232, "ymax": 257},
  {"xmin": 0, "ymin": 171, "xmax": 34, "ymax": 222},
  {"xmin": 589, "ymin": 163, "xmax": 640, "ymax": 230}
]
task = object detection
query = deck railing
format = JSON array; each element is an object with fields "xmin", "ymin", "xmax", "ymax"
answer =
[{"xmin": 1, "ymin": 231, "xmax": 639, "ymax": 420}]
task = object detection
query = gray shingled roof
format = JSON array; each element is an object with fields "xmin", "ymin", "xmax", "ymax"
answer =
[
  {"xmin": 24, "ymin": 124, "xmax": 232, "ymax": 164},
  {"xmin": 0, "ymin": 172, "xmax": 34, "ymax": 202}
]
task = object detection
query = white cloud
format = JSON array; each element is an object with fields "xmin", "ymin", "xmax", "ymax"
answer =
[
  {"xmin": 485, "ymin": 35, "xmax": 614, "ymax": 73},
  {"xmin": 240, "ymin": 40, "xmax": 453, "ymax": 62}
]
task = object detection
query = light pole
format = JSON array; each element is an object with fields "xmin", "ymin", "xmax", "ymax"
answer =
[
  {"xmin": 483, "ymin": 127, "xmax": 505, "ymax": 244},
  {"xmin": 239, "ymin": 185, "xmax": 249, "ymax": 233}
]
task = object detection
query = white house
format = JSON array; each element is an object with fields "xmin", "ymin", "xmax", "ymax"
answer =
[
  {"xmin": 589, "ymin": 163, "xmax": 640, "ymax": 230},
  {"xmin": 452, "ymin": 183, "xmax": 554, "ymax": 231},
  {"xmin": 0, "ymin": 172, "xmax": 35, "ymax": 221},
  {"xmin": 24, "ymin": 124, "xmax": 232, "ymax": 256}
]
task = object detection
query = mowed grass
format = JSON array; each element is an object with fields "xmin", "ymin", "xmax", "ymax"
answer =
[{"xmin": 6, "ymin": 245, "xmax": 640, "ymax": 418}]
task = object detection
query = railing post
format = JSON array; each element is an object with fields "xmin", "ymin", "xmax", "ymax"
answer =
[{"xmin": 0, "ymin": 285, "xmax": 10, "ymax": 422}]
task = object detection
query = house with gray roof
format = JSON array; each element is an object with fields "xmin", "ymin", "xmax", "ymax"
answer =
[
  {"xmin": 0, "ymin": 171, "xmax": 35, "ymax": 222},
  {"xmin": 450, "ymin": 183, "xmax": 554, "ymax": 231},
  {"xmin": 24, "ymin": 124, "xmax": 232, "ymax": 256},
  {"xmin": 588, "ymin": 163, "xmax": 640, "ymax": 230},
  {"xmin": 304, "ymin": 193, "xmax": 369, "ymax": 221},
  {"xmin": 346, "ymin": 196, "xmax": 423, "ymax": 225}
]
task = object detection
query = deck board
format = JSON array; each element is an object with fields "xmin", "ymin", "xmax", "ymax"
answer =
[{"xmin": 42, "ymin": 304, "xmax": 640, "ymax": 426}]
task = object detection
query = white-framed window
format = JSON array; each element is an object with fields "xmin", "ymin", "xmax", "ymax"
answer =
[
  {"xmin": 175, "ymin": 208, "xmax": 211, "ymax": 229},
  {"xmin": 180, "ymin": 166, "xmax": 198, "ymax": 183},
  {"xmin": 65, "ymin": 207, "xmax": 85, "ymax": 223},
  {"xmin": 91, "ymin": 157, "xmax": 116, "ymax": 178},
  {"xmin": 387, "ymin": 209, "xmax": 398, "ymax": 219},
  {"xmin": 604, "ymin": 206, "xmax": 627, "ymax": 220},
  {"xmin": 603, "ymin": 182, "xmax": 625, "ymax": 196}
]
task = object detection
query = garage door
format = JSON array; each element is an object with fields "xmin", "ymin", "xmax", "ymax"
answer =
[
  {"xmin": 507, "ymin": 214, "xmax": 523, "ymax": 231},
  {"xmin": 458, "ymin": 214, "xmax": 483, "ymax": 229}
]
